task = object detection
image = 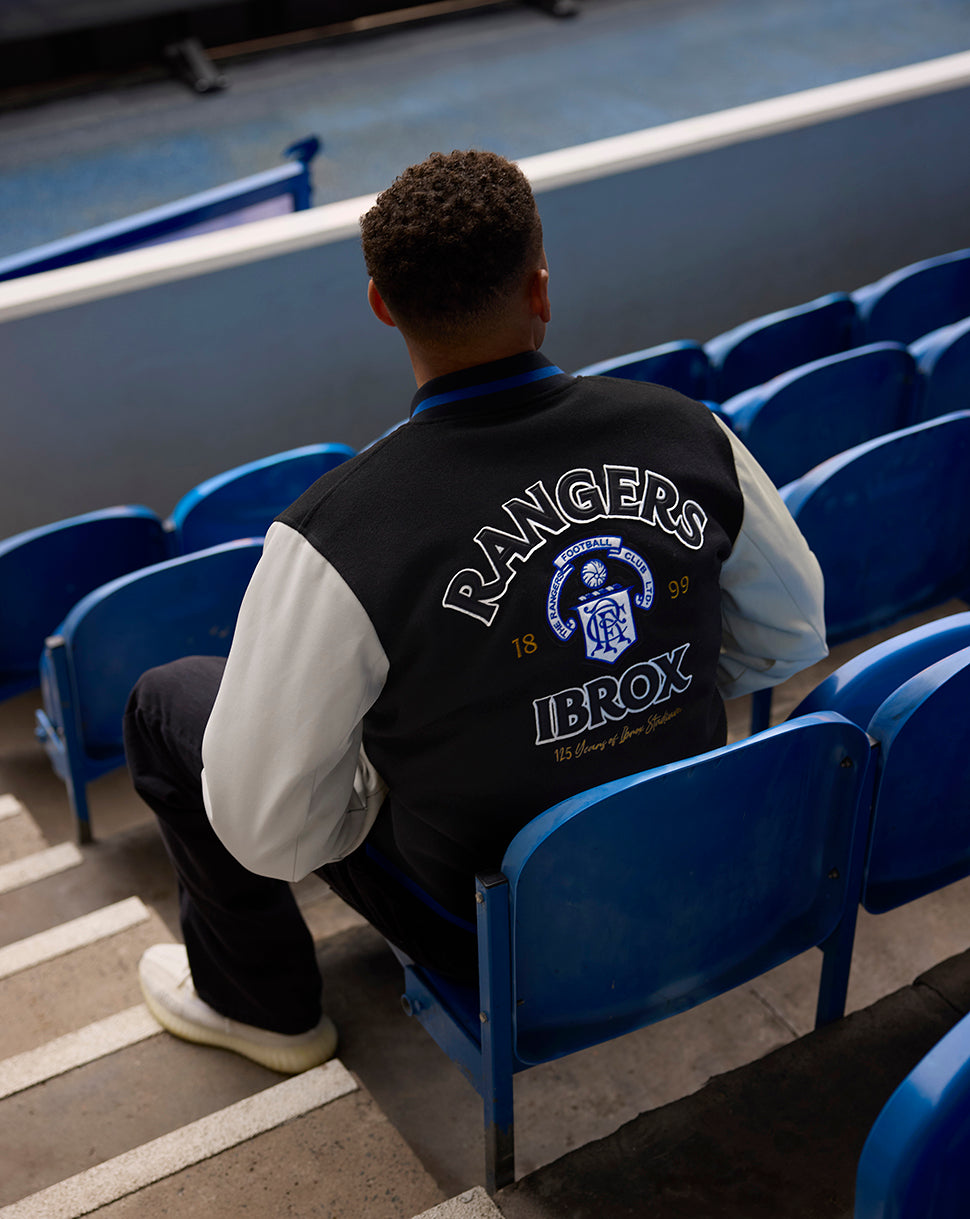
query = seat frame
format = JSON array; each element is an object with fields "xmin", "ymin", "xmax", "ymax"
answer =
[{"xmin": 396, "ymin": 712, "xmax": 874, "ymax": 1192}]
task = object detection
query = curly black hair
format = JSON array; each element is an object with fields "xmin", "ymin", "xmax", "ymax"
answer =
[{"xmin": 360, "ymin": 149, "xmax": 543, "ymax": 339}]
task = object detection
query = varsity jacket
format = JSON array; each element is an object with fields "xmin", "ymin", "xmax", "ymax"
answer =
[{"xmin": 201, "ymin": 351, "xmax": 827, "ymax": 921}]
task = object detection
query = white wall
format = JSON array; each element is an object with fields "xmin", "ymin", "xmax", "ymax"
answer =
[{"xmin": 1, "ymin": 53, "xmax": 968, "ymax": 537}]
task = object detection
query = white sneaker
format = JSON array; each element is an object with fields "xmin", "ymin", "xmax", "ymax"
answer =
[{"xmin": 139, "ymin": 943, "xmax": 338, "ymax": 1074}]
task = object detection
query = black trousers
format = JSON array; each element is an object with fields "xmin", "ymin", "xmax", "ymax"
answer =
[{"xmin": 123, "ymin": 656, "xmax": 476, "ymax": 1035}]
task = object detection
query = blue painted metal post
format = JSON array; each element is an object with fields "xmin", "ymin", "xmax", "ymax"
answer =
[
  {"xmin": 477, "ymin": 872, "xmax": 516, "ymax": 1194},
  {"xmin": 750, "ymin": 686, "xmax": 772, "ymax": 734},
  {"xmin": 814, "ymin": 737, "xmax": 877, "ymax": 1027},
  {"xmin": 284, "ymin": 136, "xmax": 321, "ymax": 211},
  {"xmin": 39, "ymin": 636, "xmax": 93, "ymax": 844}
]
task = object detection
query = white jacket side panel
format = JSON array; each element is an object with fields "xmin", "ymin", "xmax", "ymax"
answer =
[
  {"xmin": 201, "ymin": 521, "xmax": 389, "ymax": 881},
  {"xmin": 715, "ymin": 420, "xmax": 828, "ymax": 699}
]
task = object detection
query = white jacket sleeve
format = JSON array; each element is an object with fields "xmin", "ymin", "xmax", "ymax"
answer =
[
  {"xmin": 201, "ymin": 521, "xmax": 389, "ymax": 881},
  {"xmin": 715, "ymin": 420, "xmax": 828, "ymax": 699}
]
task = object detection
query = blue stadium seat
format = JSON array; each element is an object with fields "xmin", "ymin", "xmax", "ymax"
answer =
[
  {"xmin": 856, "ymin": 1010, "xmax": 970, "ymax": 1219},
  {"xmin": 0, "ymin": 507, "xmax": 169, "ymax": 703},
  {"xmin": 167, "ymin": 443, "xmax": 355, "ymax": 555},
  {"xmin": 35, "ymin": 539, "xmax": 263, "ymax": 841},
  {"xmin": 719, "ymin": 342, "xmax": 918, "ymax": 487},
  {"xmin": 749, "ymin": 412, "xmax": 970, "ymax": 732},
  {"xmin": 394, "ymin": 712, "xmax": 873, "ymax": 1191},
  {"xmin": 852, "ymin": 248, "xmax": 970, "ymax": 346},
  {"xmin": 859, "ymin": 643, "xmax": 970, "ymax": 914},
  {"xmin": 704, "ymin": 292, "xmax": 857, "ymax": 402},
  {"xmin": 791, "ymin": 612, "xmax": 970, "ymax": 733},
  {"xmin": 910, "ymin": 315, "xmax": 970, "ymax": 423},
  {"xmin": 575, "ymin": 340, "xmax": 713, "ymax": 400},
  {"xmin": 0, "ymin": 137, "xmax": 322, "ymax": 283},
  {"xmin": 792, "ymin": 617, "xmax": 970, "ymax": 912},
  {"xmin": 780, "ymin": 412, "xmax": 970, "ymax": 644}
]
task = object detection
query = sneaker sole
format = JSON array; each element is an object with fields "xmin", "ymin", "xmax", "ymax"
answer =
[{"xmin": 140, "ymin": 980, "xmax": 338, "ymax": 1075}]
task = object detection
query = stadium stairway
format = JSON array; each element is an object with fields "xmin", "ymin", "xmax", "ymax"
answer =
[
  {"xmin": 3, "ymin": 601, "xmax": 970, "ymax": 1216},
  {"xmin": 0, "ymin": 792, "xmax": 445, "ymax": 1218}
]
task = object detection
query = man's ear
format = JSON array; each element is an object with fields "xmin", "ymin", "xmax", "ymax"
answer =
[
  {"xmin": 368, "ymin": 279, "xmax": 397, "ymax": 328},
  {"xmin": 529, "ymin": 266, "xmax": 552, "ymax": 325}
]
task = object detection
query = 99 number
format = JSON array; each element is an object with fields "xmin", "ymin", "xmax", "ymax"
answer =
[{"xmin": 669, "ymin": 576, "xmax": 690, "ymax": 599}]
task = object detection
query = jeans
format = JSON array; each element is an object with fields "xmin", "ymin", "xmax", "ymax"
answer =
[{"xmin": 123, "ymin": 656, "xmax": 476, "ymax": 1035}]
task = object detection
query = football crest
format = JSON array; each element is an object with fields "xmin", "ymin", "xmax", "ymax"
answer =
[{"xmin": 546, "ymin": 536, "xmax": 654, "ymax": 664}]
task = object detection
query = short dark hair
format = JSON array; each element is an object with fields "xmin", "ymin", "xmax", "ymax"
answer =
[{"xmin": 360, "ymin": 149, "xmax": 543, "ymax": 339}]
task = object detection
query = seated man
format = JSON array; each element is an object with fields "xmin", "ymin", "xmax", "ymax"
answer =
[{"xmin": 125, "ymin": 148, "xmax": 827, "ymax": 1074}]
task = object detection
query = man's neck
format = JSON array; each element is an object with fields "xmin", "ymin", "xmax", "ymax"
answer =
[{"xmin": 407, "ymin": 331, "xmax": 542, "ymax": 389}]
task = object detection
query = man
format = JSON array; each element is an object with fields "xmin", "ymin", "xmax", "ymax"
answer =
[{"xmin": 126, "ymin": 149, "xmax": 827, "ymax": 1074}]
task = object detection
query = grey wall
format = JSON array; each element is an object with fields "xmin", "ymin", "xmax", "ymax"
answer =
[{"xmin": 1, "ymin": 82, "xmax": 968, "ymax": 537}]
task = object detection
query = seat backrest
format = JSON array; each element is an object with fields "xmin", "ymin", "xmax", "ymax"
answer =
[
  {"xmin": 780, "ymin": 412, "xmax": 970, "ymax": 646},
  {"xmin": 168, "ymin": 443, "xmax": 355, "ymax": 554},
  {"xmin": 856, "ymin": 1011, "xmax": 970, "ymax": 1219},
  {"xmin": 790, "ymin": 612, "xmax": 970, "ymax": 729},
  {"xmin": 704, "ymin": 292, "xmax": 857, "ymax": 402},
  {"xmin": 862, "ymin": 644, "xmax": 970, "ymax": 913},
  {"xmin": 720, "ymin": 342, "xmax": 917, "ymax": 487},
  {"xmin": 52, "ymin": 539, "xmax": 262, "ymax": 753},
  {"xmin": 575, "ymin": 340, "xmax": 713, "ymax": 400},
  {"xmin": 500, "ymin": 713, "xmax": 871, "ymax": 1066},
  {"xmin": 853, "ymin": 248, "xmax": 970, "ymax": 345},
  {"xmin": 910, "ymin": 315, "xmax": 970, "ymax": 423},
  {"xmin": 0, "ymin": 506, "xmax": 168, "ymax": 695}
]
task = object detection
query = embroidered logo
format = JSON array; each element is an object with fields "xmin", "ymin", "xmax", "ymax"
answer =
[
  {"xmin": 546, "ymin": 536, "xmax": 654, "ymax": 664},
  {"xmin": 533, "ymin": 644, "xmax": 692, "ymax": 744},
  {"xmin": 442, "ymin": 466, "xmax": 708, "ymax": 626}
]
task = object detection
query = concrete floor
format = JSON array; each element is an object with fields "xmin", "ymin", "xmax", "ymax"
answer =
[{"xmin": 3, "ymin": 600, "xmax": 968, "ymax": 1201}]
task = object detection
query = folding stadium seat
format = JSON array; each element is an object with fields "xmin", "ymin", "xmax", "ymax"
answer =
[
  {"xmin": 792, "ymin": 611, "xmax": 970, "ymax": 734},
  {"xmin": 910, "ymin": 315, "xmax": 970, "ymax": 423},
  {"xmin": 792, "ymin": 615, "xmax": 970, "ymax": 913},
  {"xmin": 574, "ymin": 339, "xmax": 714, "ymax": 400},
  {"xmin": 35, "ymin": 539, "xmax": 263, "ymax": 841},
  {"xmin": 719, "ymin": 342, "xmax": 918, "ymax": 487},
  {"xmin": 166, "ymin": 442, "xmax": 355, "ymax": 554},
  {"xmin": 749, "ymin": 411, "xmax": 970, "ymax": 730},
  {"xmin": 0, "ymin": 507, "xmax": 169, "ymax": 703},
  {"xmin": 704, "ymin": 292, "xmax": 857, "ymax": 402},
  {"xmin": 852, "ymin": 248, "xmax": 970, "ymax": 346},
  {"xmin": 856, "ymin": 1010, "xmax": 970, "ymax": 1219},
  {"xmin": 393, "ymin": 712, "xmax": 873, "ymax": 1191},
  {"xmin": 781, "ymin": 412, "xmax": 970, "ymax": 643}
]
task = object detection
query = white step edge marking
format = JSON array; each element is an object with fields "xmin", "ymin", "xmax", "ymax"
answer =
[
  {"xmin": 0, "ymin": 897, "xmax": 149, "ymax": 981},
  {"xmin": 0, "ymin": 1059, "xmax": 357, "ymax": 1219},
  {"xmin": 412, "ymin": 1187, "xmax": 505, "ymax": 1218},
  {"xmin": 0, "ymin": 842, "xmax": 83, "ymax": 896},
  {"xmin": 0, "ymin": 795, "xmax": 27, "ymax": 821},
  {"xmin": 0, "ymin": 1004, "xmax": 161, "ymax": 1100}
]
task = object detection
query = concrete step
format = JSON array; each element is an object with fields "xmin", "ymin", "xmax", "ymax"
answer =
[
  {"xmin": 1, "ymin": 1048, "xmax": 443, "ymax": 1218},
  {"xmin": 0, "ymin": 796, "xmax": 447, "ymax": 1218},
  {"xmin": 0, "ymin": 1053, "xmax": 430, "ymax": 1216},
  {"xmin": 0, "ymin": 897, "xmax": 164, "ymax": 1057},
  {"xmin": 0, "ymin": 793, "xmax": 50, "ymax": 864}
]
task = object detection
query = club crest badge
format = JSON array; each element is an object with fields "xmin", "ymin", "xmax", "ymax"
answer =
[{"xmin": 546, "ymin": 536, "xmax": 654, "ymax": 663}]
